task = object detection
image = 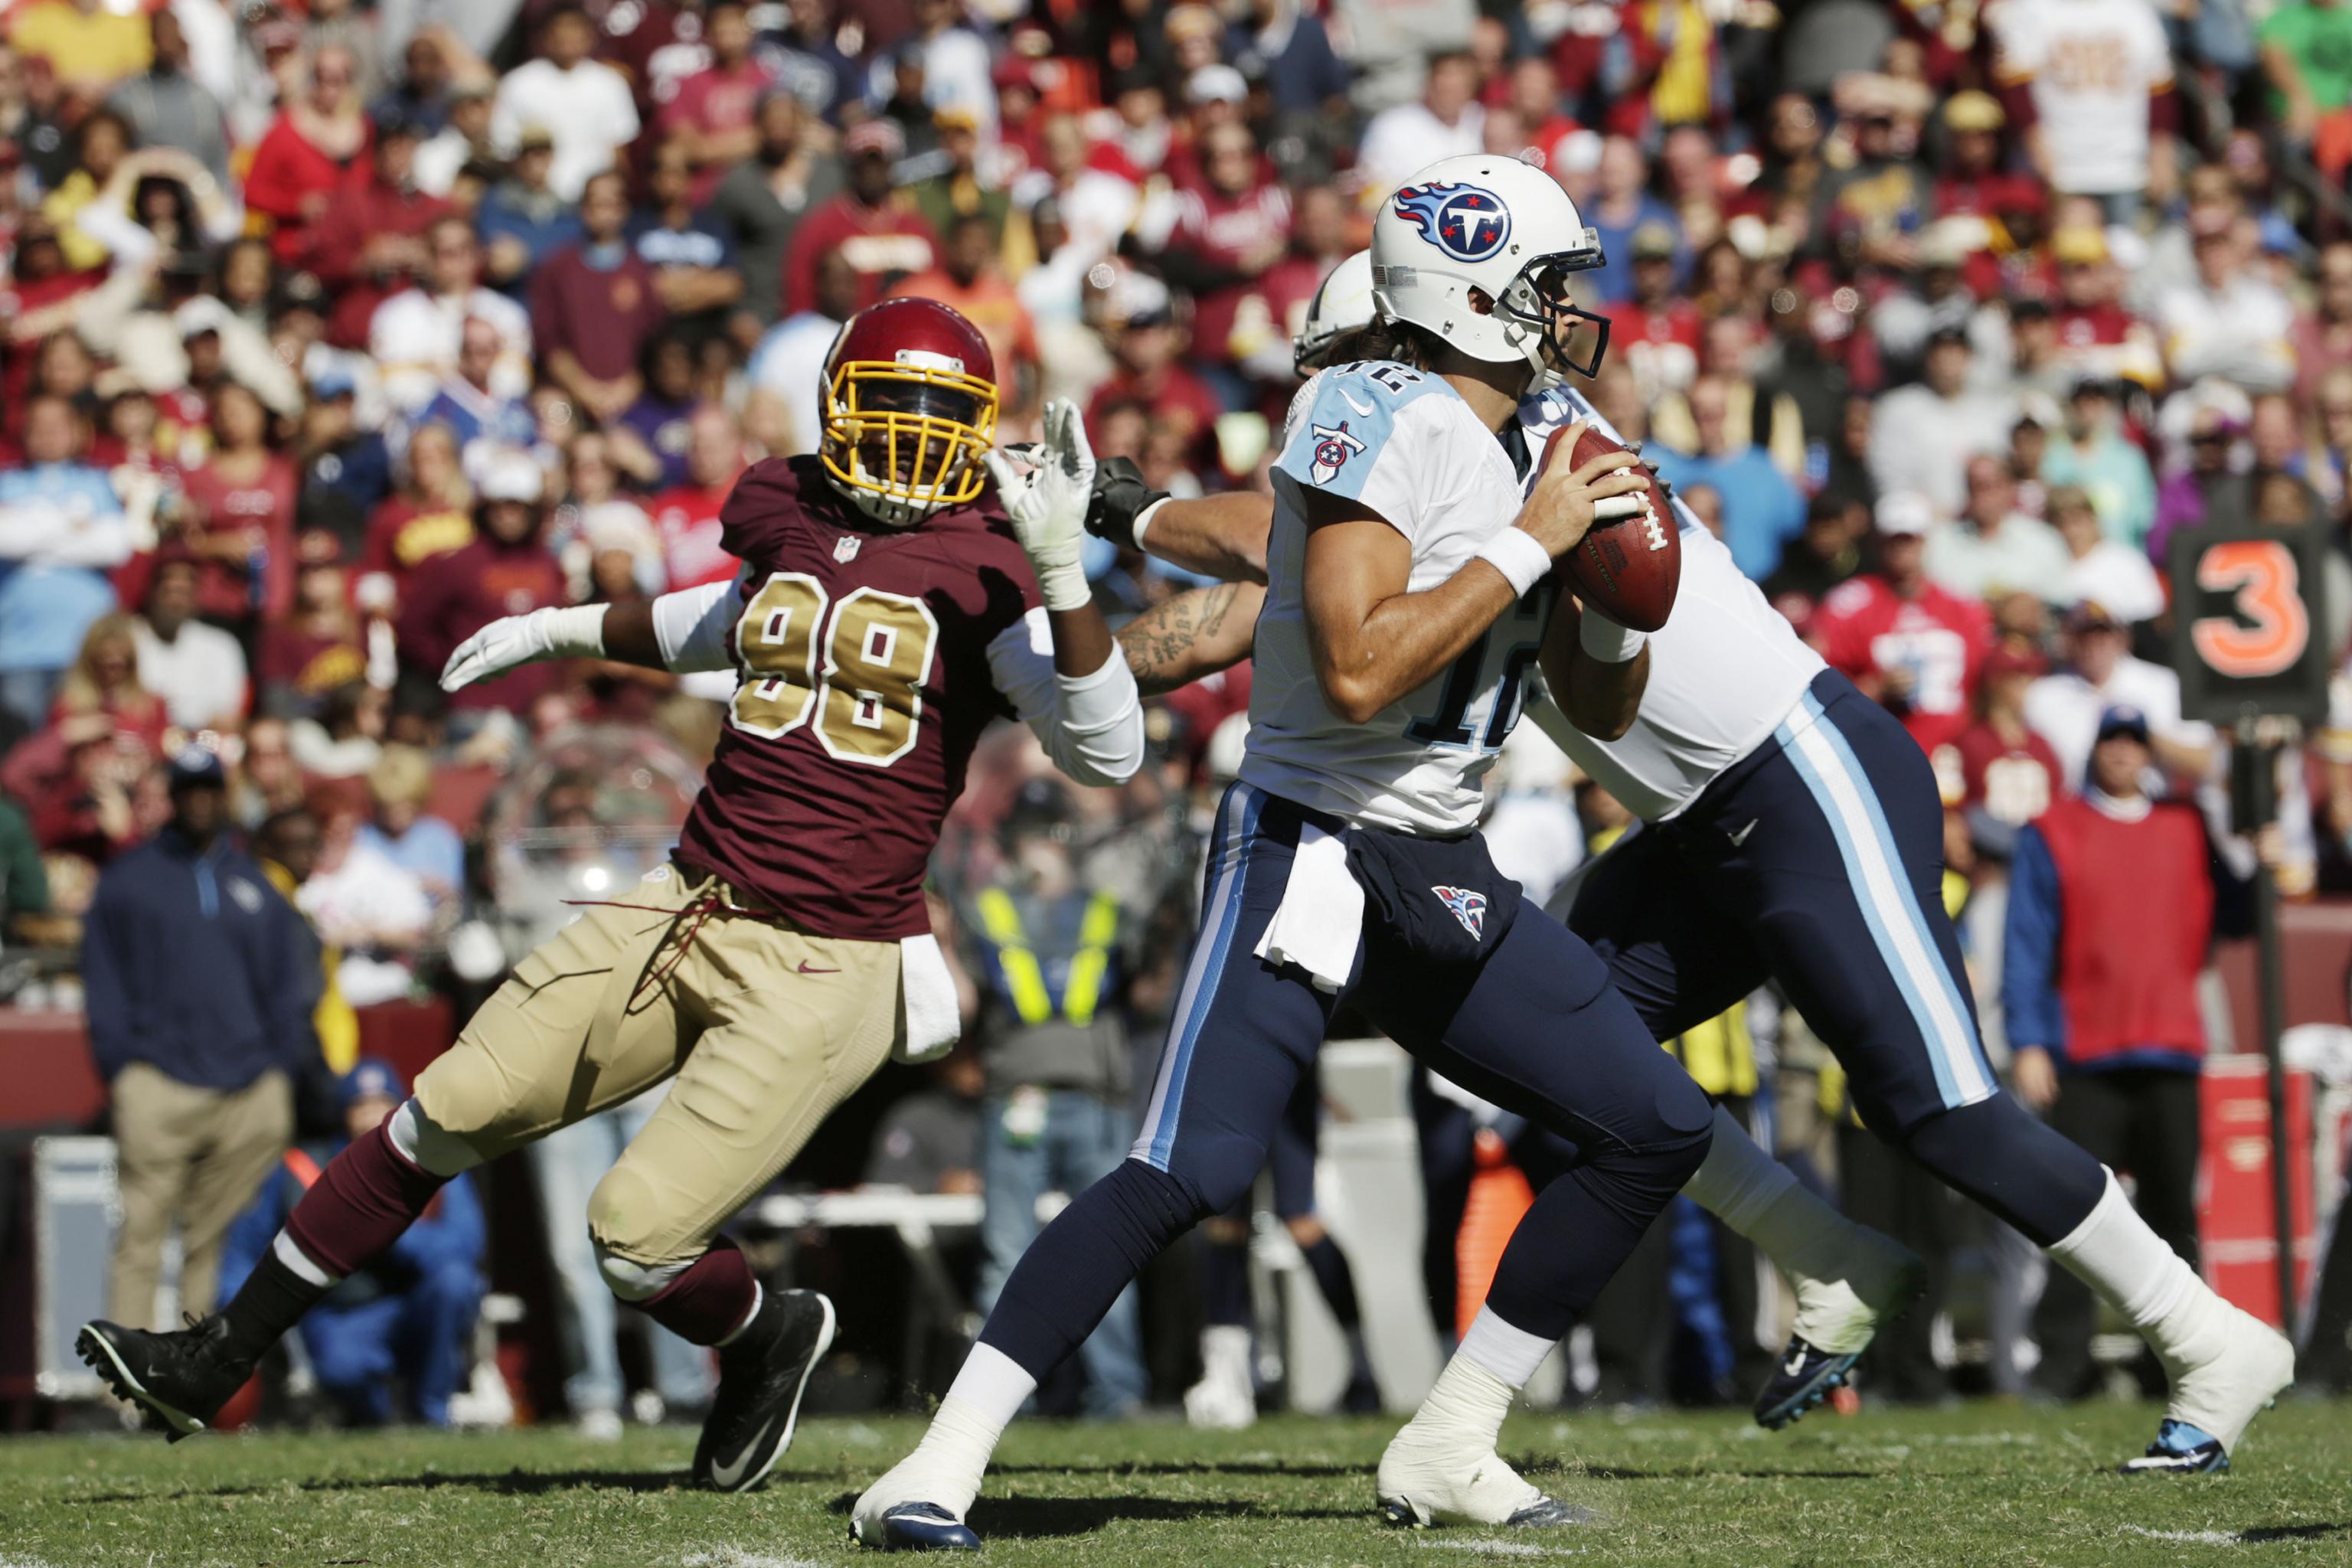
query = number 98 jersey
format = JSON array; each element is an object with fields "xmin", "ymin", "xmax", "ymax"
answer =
[
  {"xmin": 1246, "ymin": 362, "xmax": 1543, "ymax": 836},
  {"xmin": 672, "ymin": 456, "xmax": 1041, "ymax": 939}
]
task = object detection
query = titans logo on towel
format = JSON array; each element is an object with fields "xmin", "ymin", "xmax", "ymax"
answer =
[{"xmin": 1431, "ymin": 884, "xmax": 1487, "ymax": 939}]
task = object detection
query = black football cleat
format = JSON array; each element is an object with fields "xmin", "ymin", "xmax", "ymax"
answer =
[
  {"xmin": 76, "ymin": 1315, "xmax": 254, "ymax": 1441},
  {"xmin": 851, "ymin": 1502, "xmax": 984, "ymax": 1551},
  {"xmin": 694, "ymin": 1289, "xmax": 836, "ymax": 1492},
  {"xmin": 1753, "ymin": 1335, "xmax": 1858, "ymax": 1431}
]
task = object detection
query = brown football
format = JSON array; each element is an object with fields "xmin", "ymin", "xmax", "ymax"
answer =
[{"xmin": 1543, "ymin": 421, "xmax": 1681, "ymax": 633}]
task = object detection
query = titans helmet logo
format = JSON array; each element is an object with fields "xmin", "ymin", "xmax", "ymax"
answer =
[{"xmin": 1391, "ymin": 182, "xmax": 1512, "ymax": 263}]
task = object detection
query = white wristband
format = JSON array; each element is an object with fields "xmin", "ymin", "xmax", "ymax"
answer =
[
  {"xmin": 1578, "ymin": 606, "xmax": 1647, "ymax": 664},
  {"xmin": 1475, "ymin": 528, "xmax": 1553, "ymax": 599},
  {"xmin": 1131, "ymin": 495, "xmax": 1171, "ymax": 550},
  {"xmin": 541, "ymin": 603, "xmax": 610, "ymax": 658}
]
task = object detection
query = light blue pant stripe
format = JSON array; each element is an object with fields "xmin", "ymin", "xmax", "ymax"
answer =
[
  {"xmin": 1799, "ymin": 692, "xmax": 1995, "ymax": 1096},
  {"xmin": 1775, "ymin": 701, "xmax": 1967, "ymax": 1110},
  {"xmin": 1139, "ymin": 784, "xmax": 1266, "ymax": 1171}
]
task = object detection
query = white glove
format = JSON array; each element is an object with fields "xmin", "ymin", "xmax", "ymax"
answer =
[
  {"xmin": 439, "ymin": 603, "xmax": 609, "ymax": 692},
  {"xmin": 984, "ymin": 397, "xmax": 1096, "ymax": 612}
]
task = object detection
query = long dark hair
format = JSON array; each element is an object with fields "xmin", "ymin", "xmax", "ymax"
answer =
[{"xmin": 1328, "ymin": 316, "xmax": 1449, "ymax": 372}]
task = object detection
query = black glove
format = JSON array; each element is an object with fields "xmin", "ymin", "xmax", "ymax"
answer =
[{"xmin": 1083, "ymin": 456, "xmax": 1168, "ymax": 547}]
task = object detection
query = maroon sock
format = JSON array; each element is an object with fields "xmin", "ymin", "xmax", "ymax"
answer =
[
  {"xmin": 641, "ymin": 1236, "xmax": 760, "ymax": 1345},
  {"xmin": 283, "ymin": 1117, "xmax": 449, "ymax": 1279}
]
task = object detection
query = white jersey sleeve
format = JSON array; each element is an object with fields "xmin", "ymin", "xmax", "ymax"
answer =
[
  {"xmin": 1242, "ymin": 364, "xmax": 1542, "ymax": 835},
  {"xmin": 1269, "ymin": 361, "xmax": 1455, "ymax": 550},
  {"xmin": 1514, "ymin": 386, "xmax": 1824, "ymax": 819}
]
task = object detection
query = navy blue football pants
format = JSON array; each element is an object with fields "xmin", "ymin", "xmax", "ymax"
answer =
[
  {"xmin": 976, "ymin": 782, "xmax": 1714, "ymax": 1385},
  {"xmin": 1566, "ymin": 671, "xmax": 2104, "ymax": 1245}
]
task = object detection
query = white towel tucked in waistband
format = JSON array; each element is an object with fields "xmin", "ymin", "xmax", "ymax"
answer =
[
  {"xmin": 1252, "ymin": 821, "xmax": 1363, "ymax": 992},
  {"xmin": 896, "ymin": 933, "xmax": 962, "ymax": 1062}
]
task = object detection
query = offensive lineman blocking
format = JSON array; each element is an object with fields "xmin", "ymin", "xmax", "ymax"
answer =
[
  {"xmin": 854, "ymin": 154, "xmax": 1715, "ymax": 1550},
  {"xmin": 1102, "ymin": 213, "xmax": 2297, "ymax": 1472}
]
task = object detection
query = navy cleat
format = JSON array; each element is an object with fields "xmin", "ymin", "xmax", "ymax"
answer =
[
  {"xmin": 2120, "ymin": 1419, "xmax": 2231, "ymax": 1476},
  {"xmin": 1753, "ymin": 1336, "xmax": 1857, "ymax": 1431},
  {"xmin": 851, "ymin": 1503, "xmax": 982, "ymax": 1551}
]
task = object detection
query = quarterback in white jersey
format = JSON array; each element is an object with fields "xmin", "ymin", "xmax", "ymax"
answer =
[
  {"xmin": 1107, "ymin": 244, "xmax": 2296, "ymax": 1472},
  {"xmin": 1246, "ymin": 359, "xmax": 1555, "ymax": 835},
  {"xmin": 854, "ymin": 153, "xmax": 1730, "ymax": 1550}
]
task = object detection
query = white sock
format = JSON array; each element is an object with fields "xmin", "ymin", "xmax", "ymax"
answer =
[
  {"xmin": 2047, "ymin": 1169, "xmax": 2205, "ymax": 1364},
  {"xmin": 273, "ymin": 1229, "xmax": 341, "ymax": 1287},
  {"xmin": 1198, "ymin": 1324, "xmax": 1252, "ymax": 1383},
  {"xmin": 1684, "ymin": 1105, "xmax": 1871, "ymax": 1285},
  {"xmin": 1454, "ymin": 1305, "xmax": 1553, "ymax": 1390},
  {"xmin": 1398, "ymin": 1347, "xmax": 1519, "ymax": 1455},
  {"xmin": 713, "ymin": 1283, "xmax": 765, "ymax": 1347},
  {"xmin": 870, "ymin": 1343, "xmax": 1037, "ymax": 1521}
]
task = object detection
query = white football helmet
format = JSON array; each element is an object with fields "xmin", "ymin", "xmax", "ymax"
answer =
[
  {"xmin": 1292, "ymin": 249, "xmax": 1375, "ymax": 376},
  {"xmin": 1370, "ymin": 153, "xmax": 1611, "ymax": 393}
]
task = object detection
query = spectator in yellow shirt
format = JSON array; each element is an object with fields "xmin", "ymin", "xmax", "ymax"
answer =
[{"xmin": 8, "ymin": 0, "xmax": 152, "ymax": 95}]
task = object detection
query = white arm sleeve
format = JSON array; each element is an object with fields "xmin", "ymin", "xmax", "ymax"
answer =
[
  {"xmin": 986, "ymin": 606, "xmax": 1146, "ymax": 786},
  {"xmin": 652, "ymin": 576, "xmax": 741, "ymax": 672}
]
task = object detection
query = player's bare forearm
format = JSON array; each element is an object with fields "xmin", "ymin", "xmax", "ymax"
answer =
[
  {"xmin": 1541, "ymin": 596, "xmax": 1648, "ymax": 740},
  {"xmin": 1304, "ymin": 509, "xmax": 1516, "ymax": 726},
  {"xmin": 1142, "ymin": 493, "xmax": 1274, "ymax": 583},
  {"xmin": 599, "ymin": 601, "xmax": 664, "ymax": 668},
  {"xmin": 1047, "ymin": 601, "xmax": 1116, "ymax": 678},
  {"xmin": 1117, "ymin": 580, "xmax": 1264, "ymax": 695}
]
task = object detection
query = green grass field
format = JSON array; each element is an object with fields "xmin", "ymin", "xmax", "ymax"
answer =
[{"xmin": 5, "ymin": 1399, "xmax": 2350, "ymax": 1567}]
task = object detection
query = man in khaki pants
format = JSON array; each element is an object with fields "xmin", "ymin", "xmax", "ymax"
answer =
[{"xmin": 81, "ymin": 748, "xmax": 318, "ymax": 1328}]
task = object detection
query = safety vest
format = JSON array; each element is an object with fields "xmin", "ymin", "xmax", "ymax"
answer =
[{"xmin": 973, "ymin": 887, "xmax": 1122, "ymax": 1027}]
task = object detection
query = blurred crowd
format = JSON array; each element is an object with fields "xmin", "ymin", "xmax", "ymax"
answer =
[{"xmin": 15, "ymin": 0, "xmax": 2352, "ymax": 1424}]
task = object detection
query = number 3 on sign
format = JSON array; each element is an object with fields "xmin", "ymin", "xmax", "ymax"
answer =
[
  {"xmin": 2191, "ymin": 540, "xmax": 2309, "ymax": 680},
  {"xmin": 730, "ymin": 572, "xmax": 939, "ymax": 765}
]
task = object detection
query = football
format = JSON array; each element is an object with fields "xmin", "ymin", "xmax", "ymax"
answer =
[{"xmin": 1544, "ymin": 420, "xmax": 1681, "ymax": 633}]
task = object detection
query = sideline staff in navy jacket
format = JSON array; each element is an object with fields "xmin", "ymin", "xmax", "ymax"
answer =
[{"xmin": 85, "ymin": 746, "xmax": 323, "ymax": 1330}]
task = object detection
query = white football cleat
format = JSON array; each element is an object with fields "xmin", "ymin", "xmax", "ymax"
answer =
[
  {"xmin": 1375, "ymin": 1426, "xmax": 1594, "ymax": 1529},
  {"xmin": 851, "ymin": 1454, "xmax": 982, "ymax": 1552},
  {"xmin": 2122, "ymin": 1302, "xmax": 2295, "ymax": 1475},
  {"xmin": 1182, "ymin": 1326, "xmax": 1257, "ymax": 1430}
]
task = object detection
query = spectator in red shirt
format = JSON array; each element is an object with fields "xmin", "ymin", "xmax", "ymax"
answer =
[
  {"xmin": 648, "ymin": 407, "xmax": 747, "ymax": 592},
  {"xmin": 658, "ymin": 0, "xmax": 771, "ymax": 206},
  {"xmin": 1159, "ymin": 120, "xmax": 1291, "ymax": 405},
  {"xmin": 308, "ymin": 116, "xmax": 455, "ymax": 349},
  {"xmin": 1609, "ymin": 222, "xmax": 1705, "ymax": 398},
  {"xmin": 528, "ymin": 170, "xmax": 668, "ymax": 428},
  {"xmin": 1815, "ymin": 490, "xmax": 1994, "ymax": 763},
  {"xmin": 887, "ymin": 213, "xmax": 1040, "ymax": 420},
  {"xmin": 1932, "ymin": 92, "xmax": 2041, "ymax": 224},
  {"xmin": 179, "ymin": 384, "xmax": 299, "ymax": 630},
  {"xmin": 1953, "ymin": 642, "xmax": 2066, "ymax": 866},
  {"xmin": 779, "ymin": 118, "xmax": 939, "ymax": 320},
  {"xmin": 258, "ymin": 528, "xmax": 368, "ymax": 719},
  {"xmin": 243, "ymin": 44, "xmax": 372, "ymax": 267},
  {"xmin": 1084, "ymin": 279, "xmax": 1225, "ymax": 469},
  {"xmin": 394, "ymin": 452, "xmax": 567, "ymax": 716},
  {"xmin": 358, "ymin": 420, "xmax": 473, "ymax": 614}
]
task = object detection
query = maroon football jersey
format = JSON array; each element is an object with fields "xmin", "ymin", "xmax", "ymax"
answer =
[{"xmin": 672, "ymin": 456, "xmax": 1040, "ymax": 939}]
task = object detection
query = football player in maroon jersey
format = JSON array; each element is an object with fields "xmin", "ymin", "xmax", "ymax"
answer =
[{"xmin": 79, "ymin": 299, "xmax": 1145, "ymax": 1496}]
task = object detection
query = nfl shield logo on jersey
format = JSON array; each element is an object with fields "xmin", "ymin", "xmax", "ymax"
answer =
[
  {"xmin": 835, "ymin": 535, "xmax": 863, "ymax": 562},
  {"xmin": 1430, "ymin": 884, "xmax": 1487, "ymax": 939},
  {"xmin": 1309, "ymin": 421, "xmax": 1367, "ymax": 485}
]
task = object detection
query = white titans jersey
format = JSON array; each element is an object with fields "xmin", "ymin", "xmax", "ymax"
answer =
[
  {"xmin": 1246, "ymin": 361, "xmax": 1546, "ymax": 835},
  {"xmin": 1517, "ymin": 385, "xmax": 1821, "ymax": 820}
]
